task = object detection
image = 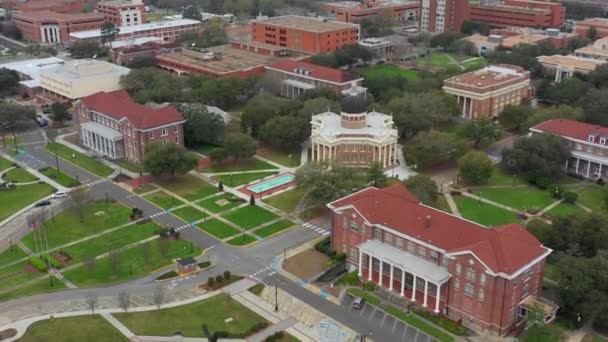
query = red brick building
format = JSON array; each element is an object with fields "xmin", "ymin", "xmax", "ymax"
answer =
[
  {"xmin": 11, "ymin": 0, "xmax": 86, "ymax": 13},
  {"xmin": 13, "ymin": 10, "xmax": 104, "ymax": 44},
  {"xmin": 251, "ymin": 15, "xmax": 360, "ymax": 54},
  {"xmin": 96, "ymin": 0, "xmax": 146, "ymax": 27},
  {"xmin": 420, "ymin": 0, "xmax": 469, "ymax": 33},
  {"xmin": 75, "ymin": 90, "xmax": 185, "ymax": 164},
  {"xmin": 110, "ymin": 41, "xmax": 180, "ymax": 66},
  {"xmin": 442, "ymin": 65, "xmax": 532, "ymax": 119},
  {"xmin": 322, "ymin": 0, "xmax": 419, "ymax": 24},
  {"xmin": 328, "ymin": 183, "xmax": 556, "ymax": 335},
  {"xmin": 576, "ymin": 17, "xmax": 608, "ymax": 39}
]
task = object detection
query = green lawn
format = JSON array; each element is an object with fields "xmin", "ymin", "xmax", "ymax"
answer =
[
  {"xmin": 0, "ymin": 276, "xmax": 66, "ymax": 302},
  {"xmin": 253, "ymin": 220, "xmax": 295, "ymax": 238},
  {"xmin": 46, "ymin": 143, "xmax": 113, "ymax": 177},
  {"xmin": 484, "ymin": 167, "xmax": 520, "ymax": 186},
  {"xmin": 114, "ymin": 293, "xmax": 267, "ymax": 337},
  {"xmin": 462, "ymin": 57, "xmax": 488, "ymax": 70},
  {"xmin": 197, "ymin": 219, "xmax": 241, "ymax": 239},
  {"xmin": 359, "ymin": 64, "xmax": 418, "ymax": 80},
  {"xmin": 144, "ymin": 191, "xmax": 185, "ymax": 209},
  {"xmin": 547, "ymin": 202, "xmax": 585, "ymax": 217},
  {"xmin": 115, "ymin": 159, "xmax": 144, "ymax": 173},
  {"xmin": 63, "ymin": 239, "xmax": 201, "ymax": 287},
  {"xmin": 215, "ymin": 172, "xmax": 278, "ymax": 187},
  {"xmin": 198, "ymin": 193, "xmax": 245, "ymax": 213},
  {"xmin": 22, "ymin": 201, "xmax": 131, "ymax": 251},
  {"xmin": 193, "ymin": 142, "xmax": 223, "ymax": 156},
  {"xmin": 589, "ymin": 334, "xmax": 608, "ymax": 342},
  {"xmin": 473, "ymin": 187, "xmax": 556, "ymax": 211},
  {"xmin": 19, "ymin": 315, "xmax": 129, "ymax": 342},
  {"xmin": 578, "ymin": 185, "xmax": 606, "ymax": 212},
  {"xmin": 133, "ymin": 183, "xmax": 157, "ymax": 194},
  {"xmin": 264, "ymin": 187, "xmax": 306, "ymax": 213},
  {"xmin": 40, "ymin": 167, "xmax": 80, "ymax": 187},
  {"xmin": 0, "ymin": 245, "xmax": 28, "ymax": 266},
  {"xmin": 222, "ymin": 206, "xmax": 279, "ymax": 230},
  {"xmin": 417, "ymin": 53, "xmax": 454, "ymax": 69},
  {"xmin": 2, "ymin": 167, "xmax": 37, "ymax": 182},
  {"xmin": 0, "ymin": 261, "xmax": 44, "ymax": 293},
  {"xmin": 59, "ymin": 222, "xmax": 160, "ymax": 262},
  {"xmin": 347, "ymin": 288, "xmax": 381, "ymax": 306},
  {"xmin": 202, "ymin": 158, "xmax": 278, "ymax": 173},
  {"xmin": 226, "ymin": 234, "xmax": 257, "ymax": 246},
  {"xmin": 385, "ymin": 306, "xmax": 454, "ymax": 342},
  {"xmin": 453, "ymin": 196, "xmax": 520, "ymax": 226},
  {"xmin": 154, "ymin": 175, "xmax": 217, "ymax": 201},
  {"xmin": 256, "ymin": 148, "xmax": 301, "ymax": 167},
  {"xmin": 171, "ymin": 206, "xmax": 207, "ymax": 223},
  {"xmin": 0, "ymin": 157, "xmax": 13, "ymax": 172},
  {"xmin": 0, "ymin": 183, "xmax": 55, "ymax": 222}
]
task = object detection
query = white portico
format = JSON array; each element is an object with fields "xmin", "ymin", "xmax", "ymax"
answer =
[{"xmin": 81, "ymin": 121, "xmax": 124, "ymax": 159}]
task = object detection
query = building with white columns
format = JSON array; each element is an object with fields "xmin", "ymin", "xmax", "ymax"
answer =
[
  {"xmin": 309, "ymin": 86, "xmax": 398, "ymax": 168},
  {"xmin": 328, "ymin": 183, "xmax": 556, "ymax": 335},
  {"xmin": 442, "ymin": 64, "xmax": 531, "ymax": 119},
  {"xmin": 537, "ymin": 54, "xmax": 605, "ymax": 83}
]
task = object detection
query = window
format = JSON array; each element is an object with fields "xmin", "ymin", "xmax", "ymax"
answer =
[
  {"xmin": 478, "ymin": 289, "xmax": 485, "ymax": 302},
  {"xmin": 175, "ymin": 135, "xmax": 179, "ymax": 144},
  {"xmin": 464, "ymin": 284, "xmax": 474, "ymax": 297},
  {"xmin": 149, "ymin": 132, "xmax": 154, "ymax": 139},
  {"xmin": 454, "ymin": 279, "xmax": 460, "ymax": 290},
  {"xmin": 407, "ymin": 241, "xmax": 415, "ymax": 253},
  {"xmin": 480, "ymin": 273, "xmax": 486, "ymax": 286},
  {"xmin": 466, "ymin": 268, "xmax": 476, "ymax": 281},
  {"xmin": 350, "ymin": 221, "xmax": 358, "ymax": 232},
  {"xmin": 396, "ymin": 237, "xmax": 403, "ymax": 248},
  {"xmin": 522, "ymin": 283, "xmax": 530, "ymax": 298},
  {"xmin": 350, "ymin": 248, "xmax": 358, "ymax": 260},
  {"xmin": 384, "ymin": 233, "xmax": 392, "ymax": 244},
  {"xmin": 161, "ymin": 128, "xmax": 168, "ymax": 136},
  {"xmin": 343, "ymin": 217, "xmax": 348, "ymax": 229},
  {"xmin": 430, "ymin": 251, "xmax": 439, "ymax": 263},
  {"xmin": 342, "ymin": 243, "xmax": 347, "ymax": 253},
  {"xmin": 456, "ymin": 263, "xmax": 462, "ymax": 274},
  {"xmin": 441, "ymin": 257, "xmax": 449, "ymax": 269},
  {"xmin": 360, "ymin": 224, "xmax": 366, "ymax": 236},
  {"xmin": 418, "ymin": 247, "xmax": 426, "ymax": 257},
  {"xmin": 373, "ymin": 228, "xmax": 382, "ymax": 240},
  {"xmin": 174, "ymin": 126, "xmax": 179, "ymax": 133}
]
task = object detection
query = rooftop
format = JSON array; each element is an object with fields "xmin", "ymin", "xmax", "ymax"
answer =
[
  {"xmin": 41, "ymin": 59, "xmax": 130, "ymax": 81},
  {"xmin": 328, "ymin": 183, "xmax": 551, "ymax": 275},
  {"xmin": 324, "ymin": 0, "xmax": 419, "ymax": 9},
  {"xmin": 80, "ymin": 90, "xmax": 184, "ymax": 130},
  {"xmin": 530, "ymin": 119, "xmax": 608, "ymax": 143},
  {"xmin": 253, "ymin": 15, "xmax": 359, "ymax": 32},
  {"xmin": 575, "ymin": 37, "xmax": 608, "ymax": 57},
  {"xmin": 176, "ymin": 257, "xmax": 197, "ymax": 266},
  {"xmin": 311, "ymin": 110, "xmax": 397, "ymax": 141},
  {"xmin": 502, "ymin": 34, "xmax": 548, "ymax": 49},
  {"xmin": 537, "ymin": 55, "xmax": 605, "ymax": 71},
  {"xmin": 0, "ymin": 57, "xmax": 65, "ymax": 88},
  {"xmin": 13, "ymin": 10, "xmax": 104, "ymax": 21},
  {"xmin": 471, "ymin": 3, "xmax": 551, "ymax": 14},
  {"xmin": 444, "ymin": 65, "xmax": 529, "ymax": 88},
  {"xmin": 69, "ymin": 18, "xmax": 201, "ymax": 39},
  {"xmin": 266, "ymin": 59, "xmax": 361, "ymax": 84},
  {"xmin": 577, "ymin": 17, "xmax": 608, "ymax": 26},
  {"xmin": 97, "ymin": 0, "xmax": 143, "ymax": 7}
]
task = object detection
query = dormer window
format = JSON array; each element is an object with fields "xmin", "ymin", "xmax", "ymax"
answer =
[
  {"xmin": 589, "ymin": 135, "xmax": 595, "ymax": 143},
  {"xmin": 601, "ymin": 138, "xmax": 607, "ymax": 145}
]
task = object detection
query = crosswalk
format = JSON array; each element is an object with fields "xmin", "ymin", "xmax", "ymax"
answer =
[
  {"xmin": 149, "ymin": 211, "xmax": 166, "ymax": 219},
  {"xmin": 83, "ymin": 178, "xmax": 108, "ymax": 187},
  {"xmin": 302, "ymin": 222, "xmax": 330, "ymax": 236},
  {"xmin": 20, "ymin": 140, "xmax": 47, "ymax": 146}
]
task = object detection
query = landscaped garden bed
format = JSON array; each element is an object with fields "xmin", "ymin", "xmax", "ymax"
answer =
[
  {"xmin": 222, "ymin": 206, "xmax": 279, "ymax": 230},
  {"xmin": 199, "ymin": 271, "xmax": 242, "ymax": 291},
  {"xmin": 198, "ymin": 193, "xmax": 245, "ymax": 213},
  {"xmin": 226, "ymin": 234, "xmax": 257, "ymax": 246}
]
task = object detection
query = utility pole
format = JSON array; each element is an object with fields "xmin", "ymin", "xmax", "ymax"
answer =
[
  {"xmin": 55, "ymin": 153, "xmax": 60, "ymax": 173},
  {"xmin": 274, "ymin": 284, "xmax": 279, "ymax": 312}
]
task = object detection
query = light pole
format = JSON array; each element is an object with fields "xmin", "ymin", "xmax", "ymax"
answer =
[
  {"xmin": 274, "ymin": 284, "xmax": 279, "ymax": 312},
  {"xmin": 55, "ymin": 153, "xmax": 60, "ymax": 173}
]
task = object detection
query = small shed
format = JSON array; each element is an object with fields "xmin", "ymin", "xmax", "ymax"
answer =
[{"xmin": 176, "ymin": 257, "xmax": 198, "ymax": 274}]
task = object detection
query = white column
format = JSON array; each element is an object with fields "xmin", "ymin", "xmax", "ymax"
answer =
[
  {"xmin": 111, "ymin": 141, "xmax": 116, "ymax": 158},
  {"xmin": 56, "ymin": 27, "xmax": 61, "ymax": 43},
  {"xmin": 389, "ymin": 264, "xmax": 394, "ymax": 291},
  {"xmin": 469, "ymin": 97, "xmax": 474, "ymax": 118},
  {"xmin": 423, "ymin": 279, "xmax": 429, "ymax": 307},
  {"xmin": 576, "ymin": 158, "xmax": 580, "ymax": 174},
  {"xmin": 358, "ymin": 250, "xmax": 363, "ymax": 277},
  {"xmin": 411, "ymin": 275, "xmax": 417, "ymax": 301},
  {"xmin": 555, "ymin": 70, "xmax": 560, "ymax": 82},
  {"xmin": 599, "ymin": 164, "xmax": 603, "ymax": 177},
  {"xmin": 400, "ymin": 269, "xmax": 405, "ymax": 297},
  {"xmin": 587, "ymin": 162, "xmax": 591, "ymax": 178},
  {"xmin": 461, "ymin": 97, "xmax": 467, "ymax": 117},
  {"xmin": 565, "ymin": 159, "xmax": 569, "ymax": 169},
  {"xmin": 434, "ymin": 283, "xmax": 441, "ymax": 313},
  {"xmin": 368, "ymin": 255, "xmax": 373, "ymax": 281},
  {"xmin": 378, "ymin": 260, "xmax": 383, "ymax": 287}
]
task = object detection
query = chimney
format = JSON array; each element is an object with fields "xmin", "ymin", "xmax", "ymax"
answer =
[{"xmin": 424, "ymin": 215, "xmax": 432, "ymax": 229}]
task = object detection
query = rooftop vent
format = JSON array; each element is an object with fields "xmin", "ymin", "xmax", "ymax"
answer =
[{"xmin": 424, "ymin": 215, "xmax": 432, "ymax": 229}]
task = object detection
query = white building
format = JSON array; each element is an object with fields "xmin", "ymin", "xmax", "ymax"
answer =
[{"xmin": 0, "ymin": 57, "xmax": 65, "ymax": 94}]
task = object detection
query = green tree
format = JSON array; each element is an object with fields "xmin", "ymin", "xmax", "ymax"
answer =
[
  {"xmin": 259, "ymin": 115, "xmax": 309, "ymax": 152},
  {"xmin": 69, "ymin": 40, "xmax": 104, "ymax": 58},
  {"xmin": 224, "ymin": 133, "xmax": 256, "ymax": 160},
  {"xmin": 367, "ymin": 162, "xmax": 387, "ymax": 187},
  {"xmin": 296, "ymin": 163, "xmax": 367, "ymax": 206},
  {"xmin": 298, "ymin": 97, "xmax": 340, "ymax": 117},
  {"xmin": 587, "ymin": 25, "xmax": 598, "ymax": 40},
  {"xmin": 187, "ymin": 75, "xmax": 256, "ymax": 109},
  {"xmin": 541, "ymin": 77, "xmax": 590, "ymax": 106},
  {"xmin": 404, "ymin": 130, "xmax": 466, "ymax": 169},
  {"xmin": 100, "ymin": 21, "xmax": 120, "ymax": 46},
  {"xmin": 209, "ymin": 148, "xmax": 228, "ymax": 163},
  {"xmin": 493, "ymin": 41, "xmax": 558, "ymax": 75},
  {"xmin": 581, "ymin": 87, "xmax": 608, "ymax": 125},
  {"xmin": 0, "ymin": 102, "xmax": 36, "ymax": 131},
  {"xmin": 498, "ymin": 105, "xmax": 534, "ymax": 132},
  {"xmin": 241, "ymin": 93, "xmax": 292, "ymax": 136},
  {"xmin": 49, "ymin": 102, "xmax": 71, "ymax": 126},
  {"xmin": 522, "ymin": 305, "xmax": 564, "ymax": 342},
  {"xmin": 429, "ymin": 32, "xmax": 466, "ymax": 51},
  {"xmin": 127, "ymin": 55, "xmax": 157, "ymax": 69},
  {"xmin": 120, "ymin": 68, "xmax": 185, "ymax": 103},
  {"xmin": 201, "ymin": 17, "xmax": 228, "ymax": 47},
  {"xmin": 182, "ymin": 5, "xmax": 202, "ymax": 21},
  {"xmin": 143, "ymin": 143, "xmax": 198, "ymax": 176},
  {"xmin": 463, "ymin": 119, "xmax": 501, "ymax": 148},
  {"xmin": 523, "ymin": 105, "xmax": 584, "ymax": 130},
  {"xmin": 458, "ymin": 151, "xmax": 493, "ymax": 185},
  {"xmin": 0, "ymin": 68, "xmax": 20, "ymax": 97},
  {"xmin": 502, "ymin": 133, "xmax": 570, "ymax": 179},
  {"xmin": 404, "ymin": 174, "xmax": 437, "ymax": 205},
  {"xmin": 176, "ymin": 103, "xmax": 225, "ymax": 146}
]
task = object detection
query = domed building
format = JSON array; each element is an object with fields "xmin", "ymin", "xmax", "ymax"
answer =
[{"xmin": 309, "ymin": 86, "xmax": 399, "ymax": 168}]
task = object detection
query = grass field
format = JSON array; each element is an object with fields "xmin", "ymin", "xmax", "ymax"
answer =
[
  {"xmin": 453, "ymin": 196, "xmax": 520, "ymax": 226},
  {"xmin": 360, "ymin": 64, "xmax": 418, "ymax": 80},
  {"xmin": 473, "ymin": 187, "xmax": 555, "ymax": 212},
  {"xmin": 578, "ymin": 185, "xmax": 606, "ymax": 212},
  {"xmin": 0, "ymin": 244, "xmax": 28, "ymax": 266},
  {"xmin": 547, "ymin": 203, "xmax": 585, "ymax": 217},
  {"xmin": 59, "ymin": 222, "xmax": 160, "ymax": 262},
  {"xmin": 115, "ymin": 159, "xmax": 144, "ymax": 173},
  {"xmin": 0, "ymin": 157, "xmax": 13, "ymax": 172},
  {"xmin": 197, "ymin": 219, "xmax": 240, "ymax": 239},
  {"xmin": 256, "ymin": 147, "xmax": 301, "ymax": 167},
  {"xmin": 22, "ymin": 201, "xmax": 132, "ymax": 251},
  {"xmin": 222, "ymin": 206, "xmax": 279, "ymax": 230},
  {"xmin": 198, "ymin": 193, "xmax": 245, "ymax": 213},
  {"xmin": 0, "ymin": 261, "xmax": 45, "ymax": 293},
  {"xmin": 171, "ymin": 206, "xmax": 207, "ymax": 223},
  {"xmin": 63, "ymin": 239, "xmax": 201, "ymax": 287},
  {"xmin": 154, "ymin": 175, "xmax": 217, "ymax": 201},
  {"xmin": 416, "ymin": 53, "xmax": 455, "ymax": 69},
  {"xmin": 2, "ymin": 167, "xmax": 37, "ymax": 182},
  {"xmin": 264, "ymin": 187, "xmax": 306, "ymax": 213},
  {"xmin": 144, "ymin": 191, "xmax": 185, "ymax": 209},
  {"xmin": 252, "ymin": 220, "xmax": 295, "ymax": 238},
  {"xmin": 40, "ymin": 167, "xmax": 80, "ymax": 187},
  {"xmin": 114, "ymin": 293, "xmax": 266, "ymax": 337},
  {"xmin": 0, "ymin": 276, "xmax": 66, "ymax": 302},
  {"xmin": 0, "ymin": 183, "xmax": 55, "ymax": 222},
  {"xmin": 215, "ymin": 172, "xmax": 278, "ymax": 187},
  {"xmin": 19, "ymin": 315, "xmax": 129, "ymax": 342},
  {"xmin": 202, "ymin": 158, "xmax": 278, "ymax": 173},
  {"xmin": 133, "ymin": 184, "xmax": 157, "ymax": 194},
  {"xmin": 46, "ymin": 143, "xmax": 113, "ymax": 177},
  {"xmin": 226, "ymin": 234, "xmax": 257, "ymax": 246}
]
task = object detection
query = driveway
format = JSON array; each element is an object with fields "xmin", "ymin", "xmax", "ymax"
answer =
[{"xmin": 485, "ymin": 134, "xmax": 519, "ymax": 163}]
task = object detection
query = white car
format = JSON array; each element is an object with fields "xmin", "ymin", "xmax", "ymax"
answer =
[{"xmin": 52, "ymin": 191, "xmax": 69, "ymax": 199}]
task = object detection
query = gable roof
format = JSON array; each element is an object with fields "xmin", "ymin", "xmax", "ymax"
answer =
[
  {"xmin": 328, "ymin": 183, "xmax": 549, "ymax": 276},
  {"xmin": 80, "ymin": 90, "xmax": 184, "ymax": 130},
  {"xmin": 266, "ymin": 60, "xmax": 361, "ymax": 84},
  {"xmin": 531, "ymin": 119, "xmax": 608, "ymax": 142}
]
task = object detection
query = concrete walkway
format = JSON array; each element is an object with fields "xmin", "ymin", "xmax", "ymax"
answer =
[
  {"xmin": 442, "ymin": 192, "xmax": 462, "ymax": 217},
  {"xmin": 101, "ymin": 312, "xmax": 136, "ymax": 339}
]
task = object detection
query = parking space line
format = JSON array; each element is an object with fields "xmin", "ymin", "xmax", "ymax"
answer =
[
  {"xmin": 402, "ymin": 325, "xmax": 409, "ymax": 340},
  {"xmin": 392, "ymin": 318, "xmax": 398, "ymax": 333},
  {"xmin": 368, "ymin": 307, "xmax": 377, "ymax": 320},
  {"xmin": 380, "ymin": 313, "xmax": 387, "ymax": 328},
  {"xmin": 414, "ymin": 329, "xmax": 420, "ymax": 342}
]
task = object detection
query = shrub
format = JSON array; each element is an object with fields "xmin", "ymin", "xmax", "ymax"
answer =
[
  {"xmin": 549, "ymin": 185, "xmax": 564, "ymax": 199},
  {"xmin": 563, "ymin": 191, "xmax": 578, "ymax": 204},
  {"xmin": 29, "ymin": 257, "xmax": 48, "ymax": 272},
  {"xmin": 535, "ymin": 176, "xmax": 551, "ymax": 190},
  {"xmin": 208, "ymin": 276, "xmax": 215, "ymax": 286},
  {"xmin": 598, "ymin": 178, "xmax": 605, "ymax": 186},
  {"xmin": 42, "ymin": 253, "xmax": 62, "ymax": 269},
  {"xmin": 336, "ymin": 271, "xmax": 361, "ymax": 286},
  {"xmin": 216, "ymin": 274, "xmax": 224, "ymax": 283},
  {"xmin": 223, "ymin": 270, "xmax": 231, "ymax": 279},
  {"xmin": 198, "ymin": 261, "xmax": 211, "ymax": 269},
  {"xmin": 334, "ymin": 253, "xmax": 347, "ymax": 262},
  {"xmin": 263, "ymin": 331, "xmax": 285, "ymax": 342},
  {"xmin": 315, "ymin": 237, "xmax": 336, "ymax": 257},
  {"xmin": 411, "ymin": 307, "xmax": 468, "ymax": 336},
  {"xmin": 156, "ymin": 270, "xmax": 178, "ymax": 280},
  {"xmin": 365, "ymin": 281, "xmax": 376, "ymax": 291}
]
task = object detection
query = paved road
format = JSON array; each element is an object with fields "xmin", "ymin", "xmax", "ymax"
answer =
[{"xmin": 485, "ymin": 134, "xmax": 519, "ymax": 163}]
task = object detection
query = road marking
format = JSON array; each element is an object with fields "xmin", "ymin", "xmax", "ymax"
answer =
[
  {"xmin": 380, "ymin": 313, "xmax": 387, "ymax": 328},
  {"xmin": 368, "ymin": 307, "xmax": 376, "ymax": 320},
  {"xmin": 402, "ymin": 325, "xmax": 409, "ymax": 339},
  {"xmin": 392, "ymin": 318, "xmax": 398, "ymax": 333}
]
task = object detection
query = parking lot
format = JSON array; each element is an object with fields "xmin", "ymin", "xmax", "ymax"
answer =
[{"xmin": 342, "ymin": 294, "xmax": 439, "ymax": 342}]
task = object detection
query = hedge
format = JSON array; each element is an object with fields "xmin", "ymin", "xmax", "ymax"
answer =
[
  {"xmin": 198, "ymin": 261, "xmax": 211, "ymax": 269},
  {"xmin": 42, "ymin": 253, "xmax": 62, "ymax": 269},
  {"xmin": 412, "ymin": 307, "xmax": 467, "ymax": 336},
  {"xmin": 29, "ymin": 256, "xmax": 48, "ymax": 272},
  {"xmin": 156, "ymin": 270, "xmax": 178, "ymax": 281}
]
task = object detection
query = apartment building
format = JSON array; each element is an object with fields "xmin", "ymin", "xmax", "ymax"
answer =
[
  {"xmin": 96, "ymin": 0, "xmax": 147, "ymax": 26},
  {"xmin": 322, "ymin": 0, "xmax": 419, "ymax": 23}
]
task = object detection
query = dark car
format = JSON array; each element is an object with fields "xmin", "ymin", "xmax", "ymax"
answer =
[{"xmin": 34, "ymin": 200, "xmax": 51, "ymax": 207}]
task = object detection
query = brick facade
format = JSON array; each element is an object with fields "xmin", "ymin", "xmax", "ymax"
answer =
[{"xmin": 13, "ymin": 10, "xmax": 104, "ymax": 44}]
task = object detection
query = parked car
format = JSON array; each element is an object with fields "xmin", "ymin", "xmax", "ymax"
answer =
[
  {"xmin": 52, "ymin": 191, "xmax": 69, "ymax": 199},
  {"xmin": 34, "ymin": 200, "xmax": 51, "ymax": 207},
  {"xmin": 35, "ymin": 115, "xmax": 48, "ymax": 127},
  {"xmin": 352, "ymin": 296, "xmax": 366, "ymax": 309}
]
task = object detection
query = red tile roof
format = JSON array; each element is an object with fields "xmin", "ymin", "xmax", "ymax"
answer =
[
  {"xmin": 328, "ymin": 183, "xmax": 549, "ymax": 275},
  {"xmin": 531, "ymin": 119, "xmax": 608, "ymax": 142},
  {"xmin": 80, "ymin": 90, "xmax": 184, "ymax": 130},
  {"xmin": 266, "ymin": 60, "xmax": 361, "ymax": 84}
]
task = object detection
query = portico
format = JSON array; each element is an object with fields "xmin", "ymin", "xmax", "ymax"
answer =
[
  {"xmin": 81, "ymin": 121, "xmax": 124, "ymax": 159},
  {"xmin": 358, "ymin": 239, "xmax": 450, "ymax": 313}
]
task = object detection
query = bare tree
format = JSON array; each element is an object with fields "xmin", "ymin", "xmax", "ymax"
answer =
[
  {"xmin": 117, "ymin": 290, "xmax": 130, "ymax": 312},
  {"xmin": 141, "ymin": 243, "xmax": 151, "ymax": 265},
  {"xmin": 85, "ymin": 291, "xmax": 98, "ymax": 314},
  {"xmin": 83, "ymin": 254, "xmax": 96, "ymax": 273},
  {"xmin": 70, "ymin": 188, "xmax": 90, "ymax": 224},
  {"xmin": 109, "ymin": 251, "xmax": 121, "ymax": 275},
  {"xmin": 153, "ymin": 286, "xmax": 165, "ymax": 309},
  {"xmin": 158, "ymin": 239, "xmax": 170, "ymax": 258}
]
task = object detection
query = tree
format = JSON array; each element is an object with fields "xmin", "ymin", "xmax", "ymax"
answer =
[
  {"xmin": 581, "ymin": 87, "xmax": 608, "ymax": 126},
  {"xmin": 296, "ymin": 163, "xmax": 367, "ymax": 206},
  {"xmin": 120, "ymin": 68, "xmax": 185, "ymax": 103},
  {"xmin": 403, "ymin": 130, "xmax": 467, "ymax": 169},
  {"xmin": 461, "ymin": 20, "xmax": 490, "ymax": 35},
  {"xmin": 153, "ymin": 286, "xmax": 165, "ymax": 309},
  {"xmin": 200, "ymin": 17, "xmax": 228, "ymax": 47},
  {"xmin": 177, "ymin": 103, "xmax": 225, "ymax": 147},
  {"xmin": 463, "ymin": 119, "xmax": 501, "ymax": 148},
  {"xmin": 249, "ymin": 193, "xmax": 255, "ymax": 205},
  {"xmin": 498, "ymin": 105, "xmax": 534, "ymax": 132},
  {"xmin": 117, "ymin": 290, "xmax": 130, "ymax": 312},
  {"xmin": 493, "ymin": 41, "xmax": 558, "ymax": 75},
  {"xmin": 502, "ymin": 134, "xmax": 570, "ymax": 179},
  {"xmin": 523, "ymin": 105, "xmax": 584, "ymax": 130},
  {"xmin": 458, "ymin": 151, "xmax": 493, "ymax": 185},
  {"xmin": 86, "ymin": 292, "xmax": 98, "ymax": 314},
  {"xmin": 309, "ymin": 44, "xmax": 372, "ymax": 68},
  {"xmin": 259, "ymin": 115, "xmax": 309, "ymax": 152},
  {"xmin": 404, "ymin": 175, "xmax": 438, "ymax": 205},
  {"xmin": 187, "ymin": 76, "xmax": 255, "ymax": 109},
  {"xmin": 218, "ymin": 181, "xmax": 224, "ymax": 191},
  {"xmin": 100, "ymin": 21, "xmax": 120, "ymax": 46},
  {"xmin": 367, "ymin": 162, "xmax": 387, "ymax": 187},
  {"xmin": 541, "ymin": 77, "xmax": 590, "ymax": 106},
  {"xmin": 241, "ymin": 93, "xmax": 292, "ymax": 136},
  {"xmin": 182, "ymin": 5, "xmax": 202, "ymax": 21},
  {"xmin": 224, "ymin": 133, "xmax": 257, "ymax": 160},
  {"xmin": 49, "ymin": 102, "xmax": 70, "ymax": 126},
  {"xmin": 297, "ymin": 97, "xmax": 340, "ymax": 117},
  {"xmin": 70, "ymin": 188, "xmax": 90, "ymax": 223},
  {"xmin": 587, "ymin": 26, "xmax": 598, "ymax": 40},
  {"xmin": 143, "ymin": 143, "xmax": 198, "ymax": 176},
  {"xmin": 0, "ymin": 68, "xmax": 20, "ymax": 97},
  {"xmin": 430, "ymin": 32, "xmax": 466, "ymax": 51},
  {"xmin": 209, "ymin": 148, "xmax": 228, "ymax": 163},
  {"xmin": 0, "ymin": 103, "xmax": 36, "ymax": 131},
  {"xmin": 69, "ymin": 40, "xmax": 104, "ymax": 59},
  {"xmin": 522, "ymin": 305, "xmax": 565, "ymax": 342},
  {"xmin": 127, "ymin": 55, "xmax": 157, "ymax": 69}
]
